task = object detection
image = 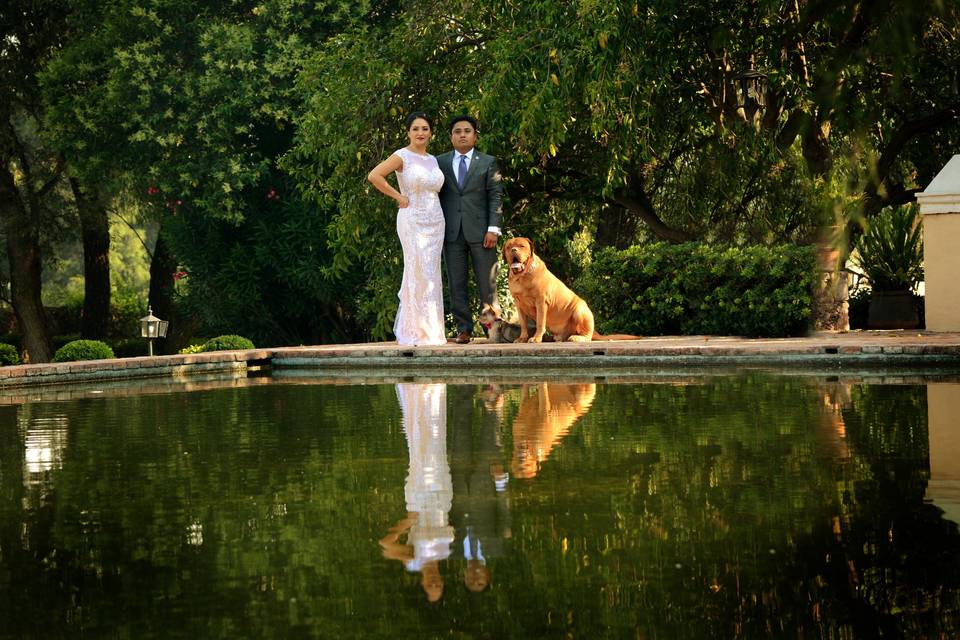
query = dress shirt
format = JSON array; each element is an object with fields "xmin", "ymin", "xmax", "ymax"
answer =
[{"xmin": 451, "ymin": 148, "xmax": 474, "ymax": 174}]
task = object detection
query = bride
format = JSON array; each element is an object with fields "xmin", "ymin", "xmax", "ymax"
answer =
[{"xmin": 367, "ymin": 111, "xmax": 447, "ymax": 346}]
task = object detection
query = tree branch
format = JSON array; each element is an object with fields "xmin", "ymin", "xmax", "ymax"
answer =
[
  {"xmin": 610, "ymin": 173, "xmax": 694, "ymax": 243},
  {"xmin": 35, "ymin": 155, "xmax": 67, "ymax": 199},
  {"xmin": 775, "ymin": 109, "xmax": 807, "ymax": 151},
  {"xmin": 876, "ymin": 102, "xmax": 960, "ymax": 183},
  {"xmin": 861, "ymin": 102, "xmax": 960, "ymax": 217}
]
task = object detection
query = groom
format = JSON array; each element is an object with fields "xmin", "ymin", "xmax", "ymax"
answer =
[{"xmin": 438, "ymin": 115, "xmax": 504, "ymax": 344}]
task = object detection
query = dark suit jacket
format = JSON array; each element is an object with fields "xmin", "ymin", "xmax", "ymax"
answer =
[{"xmin": 437, "ymin": 149, "xmax": 503, "ymax": 243}]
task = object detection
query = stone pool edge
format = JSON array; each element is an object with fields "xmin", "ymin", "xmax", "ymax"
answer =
[{"xmin": 2, "ymin": 332, "xmax": 960, "ymax": 389}]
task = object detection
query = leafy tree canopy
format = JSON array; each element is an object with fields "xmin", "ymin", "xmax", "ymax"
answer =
[
  {"xmin": 37, "ymin": 0, "xmax": 960, "ymax": 341},
  {"xmin": 286, "ymin": 0, "xmax": 957, "ymax": 336},
  {"xmin": 42, "ymin": 0, "xmax": 401, "ymax": 343}
]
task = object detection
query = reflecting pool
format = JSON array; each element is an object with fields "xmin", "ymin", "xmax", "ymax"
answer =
[{"xmin": 1, "ymin": 374, "xmax": 959, "ymax": 639}]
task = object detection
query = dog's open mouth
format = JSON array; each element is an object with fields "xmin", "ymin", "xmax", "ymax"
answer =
[{"xmin": 510, "ymin": 260, "xmax": 525, "ymax": 273}]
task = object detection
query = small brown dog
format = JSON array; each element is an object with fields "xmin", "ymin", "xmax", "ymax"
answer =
[
  {"xmin": 478, "ymin": 303, "xmax": 524, "ymax": 343},
  {"xmin": 478, "ymin": 303, "xmax": 552, "ymax": 343},
  {"xmin": 503, "ymin": 237, "xmax": 595, "ymax": 342}
]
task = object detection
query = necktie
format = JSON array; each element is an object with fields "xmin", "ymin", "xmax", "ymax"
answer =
[{"xmin": 457, "ymin": 154, "xmax": 467, "ymax": 189}]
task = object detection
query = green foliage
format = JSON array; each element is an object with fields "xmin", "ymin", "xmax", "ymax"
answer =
[
  {"xmin": 37, "ymin": 287, "xmax": 146, "ymax": 343},
  {"xmin": 110, "ymin": 288, "xmax": 148, "ymax": 340},
  {"xmin": 178, "ymin": 342, "xmax": 205, "ymax": 355},
  {"xmin": 290, "ymin": 0, "xmax": 958, "ymax": 249},
  {"xmin": 576, "ymin": 243, "xmax": 818, "ymax": 337},
  {"xmin": 282, "ymin": 0, "xmax": 958, "ymax": 339},
  {"xmin": 31, "ymin": 0, "xmax": 960, "ymax": 345},
  {"xmin": 52, "ymin": 339, "xmax": 116, "ymax": 362},
  {"xmin": 201, "ymin": 334, "xmax": 254, "ymax": 352},
  {"xmin": 0, "ymin": 334, "xmax": 21, "ymax": 352},
  {"xmin": 2, "ymin": 380, "xmax": 949, "ymax": 637},
  {"xmin": 0, "ymin": 343, "xmax": 21, "ymax": 366},
  {"xmin": 852, "ymin": 205, "xmax": 924, "ymax": 292},
  {"xmin": 109, "ymin": 337, "xmax": 147, "ymax": 358},
  {"xmin": 52, "ymin": 333, "xmax": 82, "ymax": 351},
  {"xmin": 42, "ymin": 211, "xmax": 152, "ymax": 308},
  {"xmin": 167, "ymin": 195, "xmax": 364, "ymax": 345},
  {"xmin": 848, "ymin": 286, "xmax": 872, "ymax": 330},
  {"xmin": 40, "ymin": 0, "xmax": 379, "ymax": 346}
]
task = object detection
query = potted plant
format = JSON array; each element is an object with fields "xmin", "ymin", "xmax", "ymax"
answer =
[{"xmin": 852, "ymin": 204, "xmax": 924, "ymax": 329}]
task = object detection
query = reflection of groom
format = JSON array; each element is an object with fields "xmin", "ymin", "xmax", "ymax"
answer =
[
  {"xmin": 449, "ymin": 385, "xmax": 511, "ymax": 593},
  {"xmin": 438, "ymin": 115, "xmax": 504, "ymax": 344}
]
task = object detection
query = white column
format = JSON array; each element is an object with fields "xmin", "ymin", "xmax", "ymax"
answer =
[{"xmin": 916, "ymin": 155, "xmax": 960, "ymax": 331}]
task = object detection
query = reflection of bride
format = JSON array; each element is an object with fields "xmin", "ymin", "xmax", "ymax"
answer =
[{"xmin": 379, "ymin": 383, "xmax": 454, "ymax": 602}]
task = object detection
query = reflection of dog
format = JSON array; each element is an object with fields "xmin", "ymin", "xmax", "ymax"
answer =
[
  {"xmin": 503, "ymin": 237, "xmax": 594, "ymax": 343},
  {"xmin": 479, "ymin": 303, "xmax": 553, "ymax": 344},
  {"xmin": 511, "ymin": 383, "xmax": 596, "ymax": 479}
]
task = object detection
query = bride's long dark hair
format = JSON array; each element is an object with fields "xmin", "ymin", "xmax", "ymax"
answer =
[{"xmin": 405, "ymin": 111, "xmax": 433, "ymax": 131}]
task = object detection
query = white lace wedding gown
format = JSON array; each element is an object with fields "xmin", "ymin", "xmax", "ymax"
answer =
[{"xmin": 392, "ymin": 148, "xmax": 447, "ymax": 346}]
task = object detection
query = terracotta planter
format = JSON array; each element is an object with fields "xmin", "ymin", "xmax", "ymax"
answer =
[{"xmin": 867, "ymin": 290, "xmax": 921, "ymax": 330}]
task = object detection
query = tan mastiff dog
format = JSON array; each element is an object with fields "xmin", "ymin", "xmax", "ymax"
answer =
[{"xmin": 503, "ymin": 236, "xmax": 595, "ymax": 342}]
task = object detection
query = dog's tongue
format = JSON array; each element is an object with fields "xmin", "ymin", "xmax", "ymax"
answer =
[{"xmin": 510, "ymin": 261, "xmax": 524, "ymax": 271}]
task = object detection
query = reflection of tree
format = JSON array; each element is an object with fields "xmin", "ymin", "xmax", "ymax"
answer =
[
  {"xmin": 489, "ymin": 376, "xmax": 959, "ymax": 638},
  {"xmin": 0, "ymin": 384, "xmax": 426, "ymax": 638},
  {"xmin": 832, "ymin": 385, "xmax": 960, "ymax": 636},
  {"xmin": 379, "ymin": 383, "xmax": 453, "ymax": 603},
  {"xmin": 0, "ymin": 404, "xmax": 26, "ymax": 633},
  {"xmin": 1, "ymin": 377, "xmax": 958, "ymax": 639}
]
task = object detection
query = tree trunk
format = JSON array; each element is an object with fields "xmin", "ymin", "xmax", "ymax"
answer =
[
  {"xmin": 0, "ymin": 165, "xmax": 52, "ymax": 363},
  {"xmin": 71, "ymin": 178, "xmax": 111, "ymax": 339},
  {"xmin": 148, "ymin": 226, "xmax": 177, "ymax": 355},
  {"xmin": 594, "ymin": 203, "xmax": 638, "ymax": 250},
  {"xmin": 165, "ymin": 311, "xmax": 201, "ymax": 355}
]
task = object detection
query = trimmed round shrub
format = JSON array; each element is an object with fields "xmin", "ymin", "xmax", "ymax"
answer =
[
  {"xmin": 53, "ymin": 339, "xmax": 116, "ymax": 362},
  {"xmin": 0, "ymin": 343, "xmax": 21, "ymax": 366},
  {"xmin": 201, "ymin": 335, "xmax": 255, "ymax": 352}
]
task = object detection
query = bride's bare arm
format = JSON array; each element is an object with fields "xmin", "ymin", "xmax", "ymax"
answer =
[{"xmin": 367, "ymin": 154, "xmax": 409, "ymax": 208}]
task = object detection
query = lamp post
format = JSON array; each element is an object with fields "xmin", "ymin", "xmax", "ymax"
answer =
[
  {"xmin": 139, "ymin": 306, "xmax": 169, "ymax": 356},
  {"xmin": 733, "ymin": 57, "xmax": 768, "ymax": 123}
]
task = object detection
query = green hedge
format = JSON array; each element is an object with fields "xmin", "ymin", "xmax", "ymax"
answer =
[
  {"xmin": 201, "ymin": 335, "xmax": 255, "ymax": 351},
  {"xmin": 53, "ymin": 339, "xmax": 116, "ymax": 362},
  {"xmin": 575, "ymin": 243, "xmax": 818, "ymax": 337},
  {"xmin": 110, "ymin": 338, "xmax": 148, "ymax": 358},
  {"xmin": 0, "ymin": 343, "xmax": 21, "ymax": 366}
]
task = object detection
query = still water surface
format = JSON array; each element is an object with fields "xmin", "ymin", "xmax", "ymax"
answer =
[{"xmin": 1, "ymin": 375, "xmax": 958, "ymax": 639}]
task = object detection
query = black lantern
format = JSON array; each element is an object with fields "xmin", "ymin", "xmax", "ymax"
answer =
[
  {"xmin": 139, "ymin": 306, "xmax": 169, "ymax": 356},
  {"xmin": 733, "ymin": 59, "xmax": 768, "ymax": 122}
]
